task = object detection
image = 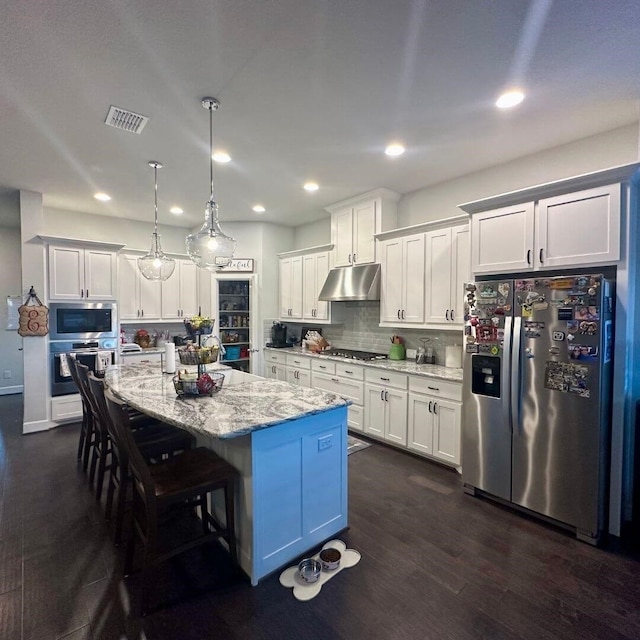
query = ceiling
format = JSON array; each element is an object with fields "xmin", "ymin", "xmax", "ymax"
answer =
[{"xmin": 1, "ymin": 0, "xmax": 639, "ymax": 229}]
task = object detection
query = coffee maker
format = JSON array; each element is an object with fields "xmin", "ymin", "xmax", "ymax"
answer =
[{"xmin": 267, "ymin": 322, "xmax": 289, "ymax": 348}]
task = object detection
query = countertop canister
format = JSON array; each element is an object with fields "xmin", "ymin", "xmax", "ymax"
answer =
[{"xmin": 445, "ymin": 345, "xmax": 462, "ymax": 369}]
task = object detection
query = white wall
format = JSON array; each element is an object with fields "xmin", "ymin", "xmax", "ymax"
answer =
[
  {"xmin": 398, "ymin": 124, "xmax": 640, "ymax": 225},
  {"xmin": 293, "ymin": 217, "xmax": 331, "ymax": 250},
  {"xmin": 0, "ymin": 192, "xmax": 24, "ymax": 393}
]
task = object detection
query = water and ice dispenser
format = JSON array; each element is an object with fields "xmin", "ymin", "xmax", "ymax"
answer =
[{"xmin": 471, "ymin": 355, "xmax": 501, "ymax": 398}]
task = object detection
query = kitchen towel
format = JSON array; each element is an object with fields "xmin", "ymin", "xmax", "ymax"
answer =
[
  {"xmin": 95, "ymin": 351, "xmax": 113, "ymax": 373},
  {"xmin": 59, "ymin": 353, "xmax": 71, "ymax": 378},
  {"xmin": 164, "ymin": 342, "xmax": 176, "ymax": 374}
]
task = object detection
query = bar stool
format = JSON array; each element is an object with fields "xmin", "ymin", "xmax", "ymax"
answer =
[
  {"xmin": 87, "ymin": 372, "xmax": 194, "ymax": 544},
  {"xmin": 67, "ymin": 356, "xmax": 94, "ymax": 472},
  {"xmin": 105, "ymin": 388, "xmax": 238, "ymax": 615}
]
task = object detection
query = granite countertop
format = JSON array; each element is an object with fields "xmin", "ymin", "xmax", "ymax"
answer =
[
  {"xmin": 104, "ymin": 362, "xmax": 348, "ymax": 439},
  {"xmin": 264, "ymin": 346, "xmax": 463, "ymax": 383},
  {"xmin": 120, "ymin": 347, "xmax": 165, "ymax": 355}
]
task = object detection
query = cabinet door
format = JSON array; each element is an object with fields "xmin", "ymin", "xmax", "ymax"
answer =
[
  {"xmin": 385, "ymin": 388, "xmax": 408, "ymax": 446},
  {"xmin": 347, "ymin": 405, "xmax": 364, "ymax": 433},
  {"xmin": 471, "ymin": 203, "xmax": 534, "ymax": 275},
  {"xmin": 314, "ymin": 252, "xmax": 330, "ymax": 321},
  {"xmin": 425, "ymin": 228, "xmax": 452, "ymax": 324},
  {"xmin": 161, "ymin": 264, "xmax": 181, "ymax": 318},
  {"xmin": 197, "ymin": 270, "xmax": 213, "ymax": 318},
  {"xmin": 289, "ymin": 256, "xmax": 303, "ymax": 319},
  {"xmin": 279, "ymin": 258, "xmax": 292, "ymax": 319},
  {"xmin": 265, "ymin": 364, "xmax": 279, "ymax": 380},
  {"xmin": 380, "ymin": 239, "xmax": 403, "ymax": 323},
  {"xmin": 353, "ymin": 200, "xmax": 376, "ymax": 264},
  {"xmin": 296, "ymin": 369, "xmax": 312, "ymax": 388},
  {"xmin": 49, "ymin": 246, "xmax": 84, "ymax": 300},
  {"xmin": 407, "ymin": 393, "xmax": 435, "ymax": 455},
  {"xmin": 118, "ymin": 255, "xmax": 140, "ymax": 320},
  {"xmin": 449, "ymin": 223, "xmax": 470, "ymax": 324},
  {"xmin": 432, "ymin": 399, "xmax": 461, "ymax": 465},
  {"xmin": 535, "ymin": 184, "xmax": 620, "ymax": 269},
  {"xmin": 333, "ymin": 208, "xmax": 354, "ymax": 267},
  {"xmin": 139, "ymin": 274, "xmax": 161, "ymax": 320},
  {"xmin": 286, "ymin": 368, "xmax": 299, "ymax": 386},
  {"xmin": 179, "ymin": 260, "xmax": 198, "ymax": 317},
  {"xmin": 402, "ymin": 233, "xmax": 425, "ymax": 323},
  {"xmin": 364, "ymin": 385, "xmax": 385, "ymax": 438},
  {"xmin": 84, "ymin": 249, "xmax": 117, "ymax": 300},
  {"xmin": 275, "ymin": 364, "xmax": 288, "ymax": 381},
  {"xmin": 302, "ymin": 254, "xmax": 316, "ymax": 320}
]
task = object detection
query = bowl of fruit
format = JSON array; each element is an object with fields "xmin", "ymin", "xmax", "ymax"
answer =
[
  {"xmin": 173, "ymin": 371, "xmax": 225, "ymax": 397},
  {"xmin": 184, "ymin": 315, "xmax": 214, "ymax": 337},
  {"xmin": 177, "ymin": 343, "xmax": 219, "ymax": 365}
]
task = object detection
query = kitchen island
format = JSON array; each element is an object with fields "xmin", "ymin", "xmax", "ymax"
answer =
[{"xmin": 105, "ymin": 362, "xmax": 349, "ymax": 585}]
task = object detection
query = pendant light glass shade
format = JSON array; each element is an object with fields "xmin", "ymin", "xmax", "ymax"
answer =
[
  {"xmin": 186, "ymin": 98, "xmax": 236, "ymax": 270},
  {"xmin": 138, "ymin": 161, "xmax": 176, "ymax": 281}
]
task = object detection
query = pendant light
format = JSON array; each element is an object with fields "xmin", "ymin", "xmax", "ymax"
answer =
[
  {"xmin": 137, "ymin": 161, "xmax": 176, "ymax": 281},
  {"xmin": 186, "ymin": 97, "xmax": 236, "ymax": 270}
]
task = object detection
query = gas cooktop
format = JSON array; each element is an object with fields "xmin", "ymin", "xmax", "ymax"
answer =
[{"xmin": 323, "ymin": 348, "xmax": 387, "ymax": 361}]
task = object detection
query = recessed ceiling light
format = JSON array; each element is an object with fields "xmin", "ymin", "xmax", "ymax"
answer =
[
  {"xmin": 496, "ymin": 89, "xmax": 525, "ymax": 109},
  {"xmin": 303, "ymin": 182, "xmax": 319, "ymax": 192},
  {"xmin": 212, "ymin": 151, "xmax": 231, "ymax": 163},
  {"xmin": 252, "ymin": 205, "xmax": 266, "ymax": 213},
  {"xmin": 385, "ymin": 143, "xmax": 405, "ymax": 157},
  {"xmin": 94, "ymin": 192, "xmax": 111, "ymax": 202},
  {"xmin": 170, "ymin": 206, "xmax": 183, "ymax": 215}
]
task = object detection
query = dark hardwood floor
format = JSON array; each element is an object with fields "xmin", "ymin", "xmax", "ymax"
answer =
[{"xmin": 1, "ymin": 393, "xmax": 639, "ymax": 640}]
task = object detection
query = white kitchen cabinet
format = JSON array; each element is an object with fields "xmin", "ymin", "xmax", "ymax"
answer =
[
  {"xmin": 407, "ymin": 377, "xmax": 462, "ymax": 467},
  {"xmin": 327, "ymin": 189, "xmax": 399, "ymax": 268},
  {"xmin": 471, "ymin": 184, "xmax": 620, "ymax": 274},
  {"xmin": 380, "ymin": 233, "xmax": 425, "ymax": 324},
  {"xmin": 48, "ymin": 245, "xmax": 118, "ymax": 301},
  {"xmin": 161, "ymin": 260, "xmax": 198, "ymax": 319},
  {"xmin": 265, "ymin": 363, "xmax": 287, "ymax": 381},
  {"xmin": 534, "ymin": 184, "xmax": 620, "ymax": 269},
  {"xmin": 302, "ymin": 251, "xmax": 331, "ymax": 322},
  {"xmin": 279, "ymin": 255, "xmax": 303, "ymax": 320},
  {"xmin": 285, "ymin": 353, "xmax": 312, "ymax": 387},
  {"xmin": 119, "ymin": 253, "xmax": 161, "ymax": 320},
  {"xmin": 424, "ymin": 223, "xmax": 469, "ymax": 325},
  {"xmin": 363, "ymin": 369, "xmax": 408, "ymax": 445}
]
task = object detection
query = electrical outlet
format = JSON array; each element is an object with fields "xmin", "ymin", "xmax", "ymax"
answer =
[
  {"xmin": 318, "ymin": 435, "xmax": 332, "ymax": 451},
  {"xmin": 406, "ymin": 348, "xmax": 417, "ymax": 359},
  {"xmin": 3, "ymin": 370, "xmax": 11, "ymax": 379}
]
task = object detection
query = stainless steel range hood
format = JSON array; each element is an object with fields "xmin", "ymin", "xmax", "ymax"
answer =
[{"xmin": 318, "ymin": 263, "xmax": 381, "ymax": 301}]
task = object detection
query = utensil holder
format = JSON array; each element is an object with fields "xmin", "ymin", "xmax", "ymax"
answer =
[{"xmin": 389, "ymin": 344, "xmax": 405, "ymax": 360}]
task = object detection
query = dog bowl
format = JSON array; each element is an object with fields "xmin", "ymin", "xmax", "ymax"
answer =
[
  {"xmin": 298, "ymin": 558, "xmax": 322, "ymax": 583},
  {"xmin": 319, "ymin": 547, "xmax": 342, "ymax": 571}
]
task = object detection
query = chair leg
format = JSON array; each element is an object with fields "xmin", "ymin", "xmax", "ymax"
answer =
[
  {"xmin": 88, "ymin": 445, "xmax": 99, "ymax": 488},
  {"xmin": 77, "ymin": 413, "xmax": 87, "ymax": 460},
  {"xmin": 114, "ymin": 473, "xmax": 128, "ymax": 546},
  {"xmin": 95, "ymin": 439, "xmax": 109, "ymax": 502},
  {"xmin": 124, "ymin": 524, "xmax": 136, "ymax": 576},
  {"xmin": 82, "ymin": 420, "xmax": 94, "ymax": 472},
  {"xmin": 224, "ymin": 478, "xmax": 237, "ymax": 566},
  {"xmin": 105, "ymin": 469, "xmax": 116, "ymax": 521}
]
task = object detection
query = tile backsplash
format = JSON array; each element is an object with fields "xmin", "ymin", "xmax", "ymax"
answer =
[{"xmin": 267, "ymin": 301, "xmax": 463, "ymax": 365}]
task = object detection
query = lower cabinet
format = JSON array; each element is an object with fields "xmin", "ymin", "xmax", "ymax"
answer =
[
  {"xmin": 265, "ymin": 363, "xmax": 287, "ymax": 381},
  {"xmin": 285, "ymin": 353, "xmax": 312, "ymax": 387},
  {"xmin": 364, "ymin": 384, "xmax": 408, "ymax": 445},
  {"xmin": 407, "ymin": 377, "xmax": 462, "ymax": 466}
]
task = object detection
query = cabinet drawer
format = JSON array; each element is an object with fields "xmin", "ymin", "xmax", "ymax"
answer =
[
  {"xmin": 51, "ymin": 395, "xmax": 83, "ymax": 422},
  {"xmin": 335, "ymin": 362, "xmax": 364, "ymax": 380},
  {"xmin": 311, "ymin": 359, "xmax": 336, "ymax": 375},
  {"xmin": 408, "ymin": 376, "xmax": 462, "ymax": 402},
  {"xmin": 264, "ymin": 350, "xmax": 286, "ymax": 364},
  {"xmin": 364, "ymin": 368, "xmax": 407, "ymax": 390},
  {"xmin": 285, "ymin": 354, "xmax": 311, "ymax": 369}
]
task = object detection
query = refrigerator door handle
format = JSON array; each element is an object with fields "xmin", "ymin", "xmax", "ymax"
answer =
[
  {"xmin": 510, "ymin": 316, "xmax": 522, "ymax": 435},
  {"xmin": 503, "ymin": 315, "xmax": 513, "ymax": 432}
]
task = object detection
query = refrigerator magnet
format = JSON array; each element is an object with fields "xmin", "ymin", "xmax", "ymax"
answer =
[
  {"xmin": 552, "ymin": 331, "xmax": 565, "ymax": 341},
  {"xmin": 575, "ymin": 306, "xmax": 599, "ymax": 321},
  {"xmin": 557, "ymin": 307, "xmax": 574, "ymax": 320}
]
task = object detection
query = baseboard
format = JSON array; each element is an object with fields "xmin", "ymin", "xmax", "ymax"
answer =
[
  {"xmin": 23, "ymin": 419, "xmax": 56, "ymax": 434},
  {"xmin": 0, "ymin": 385, "xmax": 24, "ymax": 396}
]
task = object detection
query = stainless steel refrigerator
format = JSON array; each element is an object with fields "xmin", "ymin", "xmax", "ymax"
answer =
[{"xmin": 461, "ymin": 274, "xmax": 614, "ymax": 544}]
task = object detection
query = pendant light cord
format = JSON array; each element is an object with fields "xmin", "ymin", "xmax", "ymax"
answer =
[
  {"xmin": 153, "ymin": 162, "xmax": 159, "ymax": 237},
  {"xmin": 209, "ymin": 104, "xmax": 214, "ymax": 203}
]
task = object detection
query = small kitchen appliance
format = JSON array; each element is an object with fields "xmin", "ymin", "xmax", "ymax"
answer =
[{"xmin": 267, "ymin": 321, "xmax": 291, "ymax": 348}]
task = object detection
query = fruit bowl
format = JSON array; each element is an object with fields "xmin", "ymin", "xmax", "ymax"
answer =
[
  {"xmin": 173, "ymin": 371, "xmax": 225, "ymax": 397},
  {"xmin": 177, "ymin": 346, "xmax": 219, "ymax": 365},
  {"xmin": 184, "ymin": 317, "xmax": 214, "ymax": 337}
]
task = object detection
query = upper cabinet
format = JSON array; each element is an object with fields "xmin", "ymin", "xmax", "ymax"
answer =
[
  {"xmin": 118, "ymin": 253, "xmax": 161, "ymax": 320},
  {"xmin": 279, "ymin": 248, "xmax": 340, "ymax": 324},
  {"xmin": 161, "ymin": 259, "xmax": 198, "ymax": 319},
  {"xmin": 380, "ymin": 233, "xmax": 425, "ymax": 324},
  {"xmin": 47, "ymin": 242, "xmax": 121, "ymax": 301},
  {"xmin": 424, "ymin": 223, "xmax": 469, "ymax": 325},
  {"xmin": 377, "ymin": 217, "xmax": 470, "ymax": 330},
  {"xmin": 326, "ymin": 189, "xmax": 399, "ymax": 268},
  {"xmin": 469, "ymin": 183, "xmax": 621, "ymax": 275},
  {"xmin": 279, "ymin": 255, "xmax": 303, "ymax": 320}
]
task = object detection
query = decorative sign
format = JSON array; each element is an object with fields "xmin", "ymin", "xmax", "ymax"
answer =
[{"xmin": 218, "ymin": 258, "xmax": 254, "ymax": 273}]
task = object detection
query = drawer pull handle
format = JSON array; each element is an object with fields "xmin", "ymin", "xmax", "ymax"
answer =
[
  {"xmin": 331, "ymin": 377, "xmax": 339, "ymax": 382},
  {"xmin": 380, "ymin": 377, "xmax": 390, "ymax": 381},
  {"xmin": 427, "ymin": 386, "xmax": 439, "ymax": 391},
  {"xmin": 319, "ymin": 365, "xmax": 327, "ymax": 369},
  {"xmin": 344, "ymin": 370, "xmax": 353, "ymax": 374}
]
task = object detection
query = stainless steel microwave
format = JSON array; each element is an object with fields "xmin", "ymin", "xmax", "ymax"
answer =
[{"xmin": 49, "ymin": 302, "xmax": 118, "ymax": 341}]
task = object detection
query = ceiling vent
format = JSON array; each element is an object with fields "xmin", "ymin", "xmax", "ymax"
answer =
[{"xmin": 104, "ymin": 105, "xmax": 149, "ymax": 134}]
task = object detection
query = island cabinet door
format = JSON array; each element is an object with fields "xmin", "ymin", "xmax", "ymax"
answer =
[{"xmin": 252, "ymin": 407, "xmax": 348, "ymax": 583}]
